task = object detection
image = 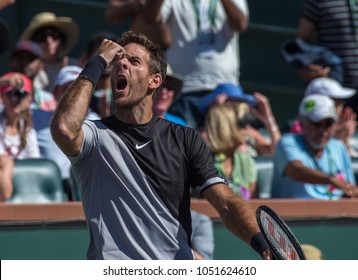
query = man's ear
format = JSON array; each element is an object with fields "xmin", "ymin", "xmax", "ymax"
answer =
[{"xmin": 149, "ymin": 73, "xmax": 162, "ymax": 90}]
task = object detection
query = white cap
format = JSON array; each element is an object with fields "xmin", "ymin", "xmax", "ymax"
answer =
[
  {"xmin": 54, "ymin": 65, "xmax": 83, "ymax": 87},
  {"xmin": 304, "ymin": 77, "xmax": 356, "ymax": 99},
  {"xmin": 299, "ymin": 94, "xmax": 337, "ymax": 122}
]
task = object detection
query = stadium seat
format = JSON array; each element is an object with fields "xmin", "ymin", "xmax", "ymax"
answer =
[
  {"xmin": 350, "ymin": 157, "xmax": 358, "ymax": 183},
  {"xmin": 254, "ymin": 156, "xmax": 274, "ymax": 199},
  {"xmin": 8, "ymin": 158, "xmax": 67, "ymax": 203}
]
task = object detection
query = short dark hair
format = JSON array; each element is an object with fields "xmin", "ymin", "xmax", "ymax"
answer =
[{"xmin": 117, "ymin": 31, "xmax": 167, "ymax": 82}]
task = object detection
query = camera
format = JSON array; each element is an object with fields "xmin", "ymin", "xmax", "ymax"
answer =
[{"xmin": 8, "ymin": 89, "xmax": 27, "ymax": 103}]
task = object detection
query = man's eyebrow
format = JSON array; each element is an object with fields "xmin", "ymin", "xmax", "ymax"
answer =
[{"xmin": 124, "ymin": 53, "xmax": 141, "ymax": 61}]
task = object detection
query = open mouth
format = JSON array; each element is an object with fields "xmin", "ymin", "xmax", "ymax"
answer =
[{"xmin": 117, "ymin": 76, "xmax": 128, "ymax": 91}]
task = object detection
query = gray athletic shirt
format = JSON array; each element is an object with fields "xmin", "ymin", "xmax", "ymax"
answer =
[{"xmin": 68, "ymin": 116, "xmax": 224, "ymax": 259}]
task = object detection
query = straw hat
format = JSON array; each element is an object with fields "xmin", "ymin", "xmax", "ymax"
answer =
[
  {"xmin": 0, "ymin": 18, "xmax": 10, "ymax": 55},
  {"xmin": 20, "ymin": 12, "xmax": 78, "ymax": 56}
]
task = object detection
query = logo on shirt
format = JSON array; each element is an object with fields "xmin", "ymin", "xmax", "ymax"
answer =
[{"xmin": 135, "ymin": 140, "xmax": 152, "ymax": 150}]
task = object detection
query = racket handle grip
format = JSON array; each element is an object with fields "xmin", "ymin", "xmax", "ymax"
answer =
[{"xmin": 251, "ymin": 232, "xmax": 269, "ymax": 257}]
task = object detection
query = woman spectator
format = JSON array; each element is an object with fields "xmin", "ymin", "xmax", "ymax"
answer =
[
  {"xmin": 204, "ymin": 103, "xmax": 257, "ymax": 199},
  {"xmin": 234, "ymin": 93, "xmax": 281, "ymax": 156},
  {"xmin": 0, "ymin": 72, "xmax": 40, "ymax": 201},
  {"xmin": 199, "ymin": 83, "xmax": 281, "ymax": 156}
]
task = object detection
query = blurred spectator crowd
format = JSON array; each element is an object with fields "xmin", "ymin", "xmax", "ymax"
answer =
[{"xmin": 1, "ymin": 0, "xmax": 358, "ymax": 206}]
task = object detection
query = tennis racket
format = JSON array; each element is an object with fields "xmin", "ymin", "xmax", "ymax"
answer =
[{"xmin": 256, "ymin": 205, "xmax": 306, "ymax": 260}]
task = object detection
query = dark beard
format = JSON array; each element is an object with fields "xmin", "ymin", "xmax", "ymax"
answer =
[{"xmin": 114, "ymin": 78, "xmax": 150, "ymax": 110}]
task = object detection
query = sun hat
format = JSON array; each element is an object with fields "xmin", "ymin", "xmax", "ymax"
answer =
[
  {"xmin": 0, "ymin": 18, "xmax": 10, "ymax": 55},
  {"xmin": 0, "ymin": 72, "xmax": 32, "ymax": 94},
  {"xmin": 20, "ymin": 12, "xmax": 78, "ymax": 56},
  {"xmin": 54, "ymin": 65, "xmax": 83, "ymax": 87},
  {"xmin": 11, "ymin": 40, "xmax": 43, "ymax": 59},
  {"xmin": 304, "ymin": 77, "xmax": 356, "ymax": 99},
  {"xmin": 299, "ymin": 94, "xmax": 337, "ymax": 122},
  {"xmin": 165, "ymin": 64, "xmax": 183, "ymax": 99},
  {"xmin": 198, "ymin": 83, "xmax": 257, "ymax": 115}
]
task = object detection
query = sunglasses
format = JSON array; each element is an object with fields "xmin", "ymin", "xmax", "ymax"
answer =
[
  {"xmin": 307, "ymin": 119, "xmax": 336, "ymax": 129},
  {"xmin": 32, "ymin": 27, "xmax": 66, "ymax": 43}
]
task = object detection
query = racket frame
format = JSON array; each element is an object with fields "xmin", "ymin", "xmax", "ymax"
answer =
[{"xmin": 256, "ymin": 205, "xmax": 306, "ymax": 260}]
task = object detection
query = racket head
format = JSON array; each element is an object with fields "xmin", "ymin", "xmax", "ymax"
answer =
[{"xmin": 256, "ymin": 205, "xmax": 306, "ymax": 260}]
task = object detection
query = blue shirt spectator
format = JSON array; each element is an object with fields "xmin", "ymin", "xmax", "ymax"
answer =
[
  {"xmin": 271, "ymin": 94, "xmax": 358, "ymax": 200},
  {"xmin": 271, "ymin": 133, "xmax": 355, "ymax": 199}
]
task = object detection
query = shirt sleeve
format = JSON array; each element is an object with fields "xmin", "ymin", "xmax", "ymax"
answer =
[
  {"xmin": 247, "ymin": 154, "xmax": 257, "ymax": 183},
  {"xmin": 274, "ymin": 134, "xmax": 303, "ymax": 176},
  {"xmin": 67, "ymin": 120, "xmax": 98, "ymax": 166},
  {"xmin": 187, "ymin": 129, "xmax": 225, "ymax": 192}
]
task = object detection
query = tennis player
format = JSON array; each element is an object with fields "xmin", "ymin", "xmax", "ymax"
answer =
[{"xmin": 51, "ymin": 31, "xmax": 271, "ymax": 260}]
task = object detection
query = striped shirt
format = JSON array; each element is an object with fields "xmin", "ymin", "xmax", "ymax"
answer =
[{"xmin": 301, "ymin": 0, "xmax": 358, "ymax": 88}]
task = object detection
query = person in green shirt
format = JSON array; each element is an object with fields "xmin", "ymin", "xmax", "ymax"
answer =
[{"xmin": 204, "ymin": 102, "xmax": 257, "ymax": 199}]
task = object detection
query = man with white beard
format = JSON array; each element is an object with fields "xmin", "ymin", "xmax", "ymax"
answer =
[{"xmin": 271, "ymin": 94, "xmax": 358, "ymax": 199}]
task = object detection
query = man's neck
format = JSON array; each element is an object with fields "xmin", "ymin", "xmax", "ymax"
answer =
[{"xmin": 115, "ymin": 105, "xmax": 153, "ymax": 125}]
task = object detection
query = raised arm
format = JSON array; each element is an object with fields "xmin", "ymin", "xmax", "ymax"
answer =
[
  {"xmin": 50, "ymin": 39, "xmax": 123, "ymax": 156},
  {"xmin": 250, "ymin": 92, "xmax": 281, "ymax": 155},
  {"xmin": 297, "ymin": 17, "xmax": 315, "ymax": 43},
  {"xmin": 296, "ymin": 17, "xmax": 331, "ymax": 80},
  {"xmin": 221, "ymin": 0, "xmax": 249, "ymax": 32},
  {"xmin": 0, "ymin": 0, "xmax": 15, "ymax": 10},
  {"xmin": 50, "ymin": 78, "xmax": 92, "ymax": 156},
  {"xmin": 202, "ymin": 183, "xmax": 271, "ymax": 259},
  {"xmin": 105, "ymin": 0, "xmax": 144, "ymax": 23},
  {"xmin": 132, "ymin": 0, "xmax": 171, "ymax": 49}
]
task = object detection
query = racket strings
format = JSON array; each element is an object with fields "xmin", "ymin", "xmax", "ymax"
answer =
[{"xmin": 259, "ymin": 212, "xmax": 300, "ymax": 260}]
